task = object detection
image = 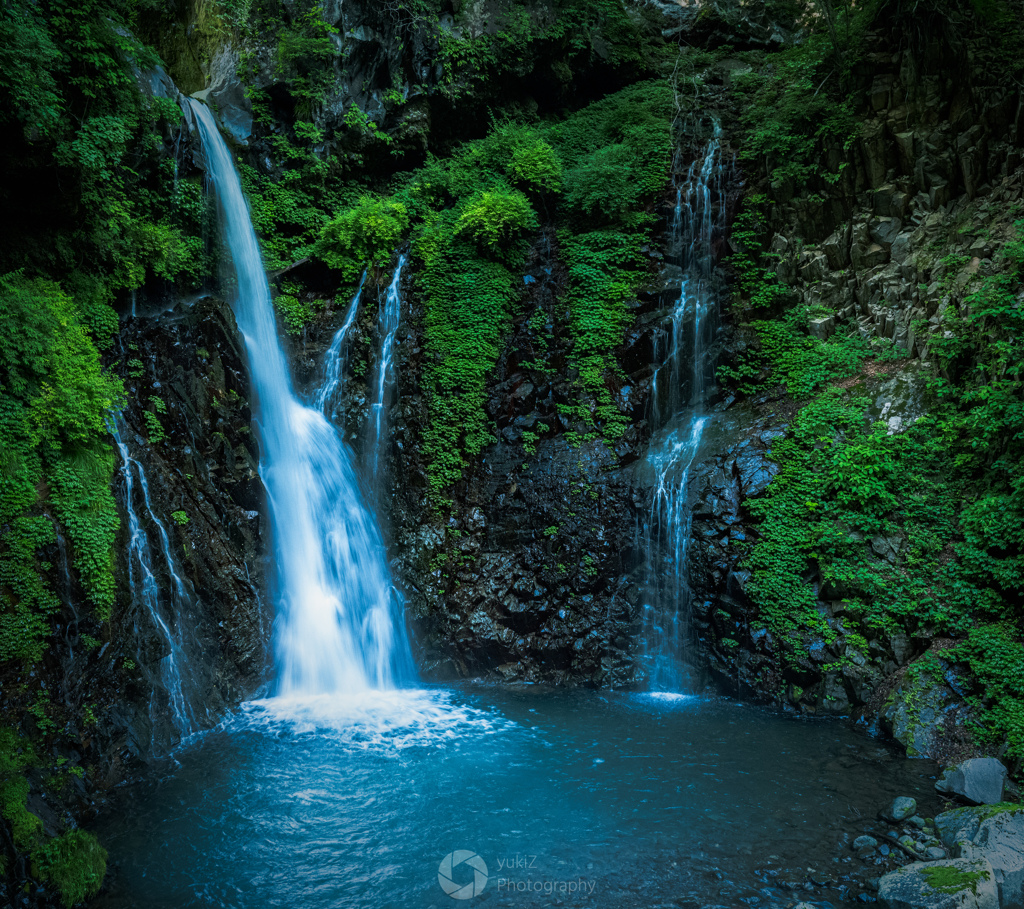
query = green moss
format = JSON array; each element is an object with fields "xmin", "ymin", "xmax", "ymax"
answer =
[{"xmin": 921, "ymin": 863, "xmax": 990, "ymax": 896}]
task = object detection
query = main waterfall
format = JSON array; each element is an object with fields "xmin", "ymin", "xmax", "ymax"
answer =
[{"xmin": 186, "ymin": 100, "xmax": 412, "ymax": 697}]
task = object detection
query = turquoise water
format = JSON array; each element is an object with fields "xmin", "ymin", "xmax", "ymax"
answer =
[{"xmin": 93, "ymin": 687, "xmax": 939, "ymax": 908}]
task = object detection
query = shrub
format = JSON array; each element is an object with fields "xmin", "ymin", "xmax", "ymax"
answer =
[
  {"xmin": 456, "ymin": 188, "xmax": 537, "ymax": 254},
  {"xmin": 315, "ymin": 196, "xmax": 409, "ymax": 279},
  {"xmin": 35, "ymin": 829, "xmax": 107, "ymax": 907},
  {"xmin": 507, "ymin": 139, "xmax": 562, "ymax": 194}
]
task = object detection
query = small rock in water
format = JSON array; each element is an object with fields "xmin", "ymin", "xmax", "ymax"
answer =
[
  {"xmin": 881, "ymin": 797, "xmax": 917, "ymax": 823},
  {"xmin": 906, "ymin": 815, "xmax": 926, "ymax": 829},
  {"xmin": 924, "ymin": 846, "xmax": 947, "ymax": 860},
  {"xmin": 853, "ymin": 835, "xmax": 879, "ymax": 851}
]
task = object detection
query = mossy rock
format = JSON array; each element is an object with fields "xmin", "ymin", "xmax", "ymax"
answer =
[
  {"xmin": 881, "ymin": 652, "xmax": 956, "ymax": 758},
  {"xmin": 878, "ymin": 857, "xmax": 997, "ymax": 909}
]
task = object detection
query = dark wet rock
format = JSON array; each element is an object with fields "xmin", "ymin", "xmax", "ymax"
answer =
[
  {"xmin": 936, "ymin": 760, "xmax": 1010, "ymax": 806},
  {"xmin": 112, "ymin": 295, "xmax": 269, "ymax": 753},
  {"xmin": 192, "ymin": 45, "xmax": 252, "ymax": 143}
]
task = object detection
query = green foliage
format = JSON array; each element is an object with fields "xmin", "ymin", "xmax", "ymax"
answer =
[
  {"xmin": 740, "ymin": 220, "xmax": 1024, "ymax": 758},
  {"xmin": 560, "ymin": 230, "xmax": 645, "ymax": 438},
  {"xmin": 315, "ymin": 196, "xmax": 410, "ymax": 279},
  {"xmin": 0, "ymin": 274, "xmax": 123, "ymax": 653},
  {"xmin": 726, "ymin": 194, "xmax": 792, "ymax": 313},
  {"xmin": 34, "ymin": 829, "xmax": 107, "ymax": 907},
  {"xmin": 550, "ymin": 80, "xmax": 673, "ymax": 228},
  {"xmin": 507, "ymin": 139, "xmax": 563, "ymax": 194},
  {"xmin": 0, "ymin": 728, "xmax": 41, "ymax": 849},
  {"xmin": 0, "ymin": 729, "xmax": 105, "ymax": 904},
  {"xmin": 417, "ymin": 219, "xmax": 519, "ymax": 493},
  {"xmin": 953, "ymin": 625, "xmax": 1024, "ymax": 762},
  {"xmin": 725, "ymin": 305, "xmax": 875, "ymax": 398},
  {"xmin": 457, "ymin": 188, "xmax": 537, "ymax": 254},
  {"xmin": 434, "ymin": 0, "xmax": 667, "ymax": 103},
  {"xmin": 733, "ymin": 3, "xmax": 867, "ymax": 187},
  {"xmin": 274, "ymin": 4, "xmax": 339, "ymax": 111}
]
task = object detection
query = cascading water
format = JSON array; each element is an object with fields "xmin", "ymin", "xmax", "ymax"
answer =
[
  {"xmin": 367, "ymin": 254, "xmax": 405, "ymax": 478},
  {"xmin": 186, "ymin": 99, "xmax": 412, "ymax": 698},
  {"xmin": 642, "ymin": 121, "xmax": 729, "ymax": 692},
  {"xmin": 113, "ymin": 421, "xmax": 209, "ymax": 739},
  {"xmin": 314, "ymin": 272, "xmax": 366, "ymax": 422}
]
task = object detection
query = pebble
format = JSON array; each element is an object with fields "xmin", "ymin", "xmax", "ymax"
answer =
[
  {"xmin": 924, "ymin": 846, "xmax": 946, "ymax": 860},
  {"xmin": 853, "ymin": 835, "xmax": 879, "ymax": 851},
  {"xmin": 906, "ymin": 815, "xmax": 926, "ymax": 829}
]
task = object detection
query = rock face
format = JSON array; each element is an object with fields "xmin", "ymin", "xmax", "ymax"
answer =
[
  {"xmin": 879, "ymin": 857, "xmax": 998, "ymax": 909},
  {"xmin": 111, "ymin": 295, "xmax": 269, "ymax": 754},
  {"xmin": 380, "ymin": 236, "xmax": 663, "ymax": 685},
  {"xmin": 958, "ymin": 809, "xmax": 1024, "ymax": 908},
  {"xmin": 937, "ymin": 760, "xmax": 1011, "ymax": 807},
  {"xmin": 879, "ymin": 652, "xmax": 977, "ymax": 761},
  {"xmin": 678, "ymin": 18, "xmax": 1024, "ymax": 741}
]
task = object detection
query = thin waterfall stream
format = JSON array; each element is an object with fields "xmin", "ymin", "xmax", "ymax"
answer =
[
  {"xmin": 367, "ymin": 254, "xmax": 406, "ymax": 479},
  {"xmin": 186, "ymin": 99, "xmax": 412, "ymax": 699},
  {"xmin": 314, "ymin": 271, "xmax": 366, "ymax": 422},
  {"xmin": 113, "ymin": 420, "xmax": 210, "ymax": 741},
  {"xmin": 641, "ymin": 121, "xmax": 729, "ymax": 692}
]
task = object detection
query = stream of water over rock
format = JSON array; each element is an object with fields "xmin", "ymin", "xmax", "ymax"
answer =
[{"xmin": 640, "ymin": 120, "xmax": 731, "ymax": 692}]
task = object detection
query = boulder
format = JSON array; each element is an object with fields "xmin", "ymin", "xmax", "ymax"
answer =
[
  {"xmin": 809, "ymin": 314, "xmax": 836, "ymax": 340},
  {"xmin": 937, "ymin": 759, "xmax": 1009, "ymax": 805},
  {"xmin": 938, "ymin": 805, "xmax": 1024, "ymax": 908},
  {"xmin": 191, "ymin": 45, "xmax": 253, "ymax": 144},
  {"xmin": 878, "ymin": 857, "xmax": 998, "ymax": 909},
  {"xmin": 880, "ymin": 653, "xmax": 955, "ymax": 758}
]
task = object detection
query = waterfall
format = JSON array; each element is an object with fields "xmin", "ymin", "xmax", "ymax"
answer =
[
  {"xmin": 367, "ymin": 255, "xmax": 406, "ymax": 478},
  {"xmin": 313, "ymin": 272, "xmax": 365, "ymax": 422},
  {"xmin": 113, "ymin": 422, "xmax": 209, "ymax": 738},
  {"xmin": 185, "ymin": 99, "xmax": 413, "ymax": 697},
  {"xmin": 642, "ymin": 123, "xmax": 728, "ymax": 692}
]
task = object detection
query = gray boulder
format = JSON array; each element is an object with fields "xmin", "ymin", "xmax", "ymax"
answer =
[
  {"xmin": 939, "ymin": 806, "xmax": 1024, "ymax": 908},
  {"xmin": 937, "ymin": 759, "xmax": 1009, "ymax": 805},
  {"xmin": 879, "ymin": 857, "xmax": 998, "ymax": 909},
  {"xmin": 192, "ymin": 46, "xmax": 253, "ymax": 144}
]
